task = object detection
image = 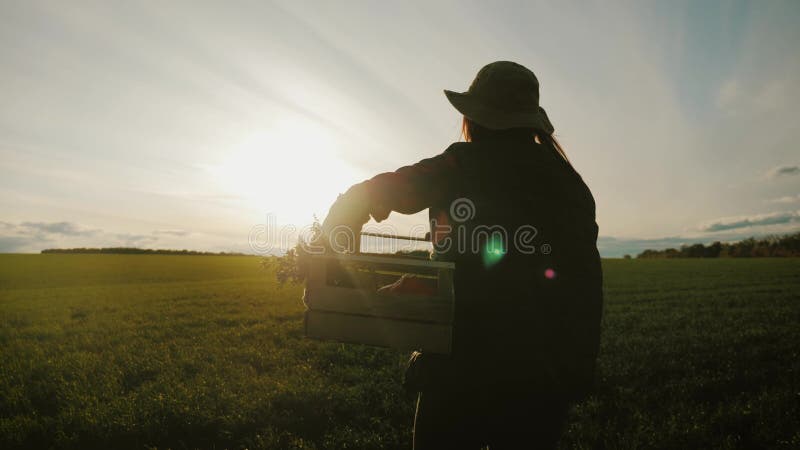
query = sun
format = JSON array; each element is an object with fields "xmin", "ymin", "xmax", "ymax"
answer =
[{"xmin": 210, "ymin": 117, "xmax": 365, "ymax": 225}]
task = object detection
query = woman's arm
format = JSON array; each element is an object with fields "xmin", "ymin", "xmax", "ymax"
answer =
[{"xmin": 322, "ymin": 144, "xmax": 464, "ymax": 234}]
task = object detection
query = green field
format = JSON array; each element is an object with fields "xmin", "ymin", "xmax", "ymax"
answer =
[{"xmin": 1, "ymin": 255, "xmax": 798, "ymax": 449}]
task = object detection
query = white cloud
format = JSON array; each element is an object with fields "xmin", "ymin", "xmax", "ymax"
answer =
[
  {"xmin": 698, "ymin": 210, "xmax": 800, "ymax": 232},
  {"xmin": 19, "ymin": 221, "xmax": 99, "ymax": 237},
  {"xmin": 0, "ymin": 220, "xmax": 248, "ymax": 253},
  {"xmin": 112, "ymin": 233, "xmax": 159, "ymax": 247},
  {"xmin": 153, "ymin": 229, "xmax": 190, "ymax": 237},
  {"xmin": 0, "ymin": 221, "xmax": 161, "ymax": 252},
  {"xmin": 597, "ymin": 235, "xmax": 691, "ymax": 258},
  {"xmin": 768, "ymin": 165, "xmax": 800, "ymax": 178},
  {"xmin": 767, "ymin": 194, "xmax": 800, "ymax": 204}
]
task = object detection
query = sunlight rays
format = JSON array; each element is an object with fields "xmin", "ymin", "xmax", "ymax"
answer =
[{"xmin": 208, "ymin": 117, "xmax": 364, "ymax": 226}]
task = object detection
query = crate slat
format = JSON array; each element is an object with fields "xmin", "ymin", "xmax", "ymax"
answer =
[
  {"xmin": 304, "ymin": 286, "xmax": 453, "ymax": 323},
  {"xmin": 303, "ymin": 253, "xmax": 455, "ymax": 354},
  {"xmin": 305, "ymin": 310, "xmax": 452, "ymax": 354}
]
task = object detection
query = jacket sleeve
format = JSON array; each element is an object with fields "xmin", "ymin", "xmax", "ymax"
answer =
[{"xmin": 342, "ymin": 144, "xmax": 464, "ymax": 222}]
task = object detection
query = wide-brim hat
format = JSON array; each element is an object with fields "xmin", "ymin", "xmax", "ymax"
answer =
[{"xmin": 445, "ymin": 61, "xmax": 554, "ymax": 133}]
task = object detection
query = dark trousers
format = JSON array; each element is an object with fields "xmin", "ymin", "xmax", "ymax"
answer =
[{"xmin": 412, "ymin": 388, "xmax": 570, "ymax": 450}]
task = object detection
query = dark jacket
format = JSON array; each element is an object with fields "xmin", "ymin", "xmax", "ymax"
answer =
[{"xmin": 345, "ymin": 138, "xmax": 603, "ymax": 398}]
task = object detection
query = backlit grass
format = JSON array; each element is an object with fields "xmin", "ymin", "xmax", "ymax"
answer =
[{"xmin": 1, "ymin": 255, "xmax": 798, "ymax": 449}]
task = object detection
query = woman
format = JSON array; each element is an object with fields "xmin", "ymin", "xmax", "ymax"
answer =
[{"xmin": 322, "ymin": 61, "xmax": 603, "ymax": 449}]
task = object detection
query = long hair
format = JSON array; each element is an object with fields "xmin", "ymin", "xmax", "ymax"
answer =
[{"xmin": 461, "ymin": 117, "xmax": 571, "ymax": 165}]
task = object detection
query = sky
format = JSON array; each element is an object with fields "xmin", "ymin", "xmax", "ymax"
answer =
[{"xmin": 1, "ymin": 0, "xmax": 799, "ymax": 257}]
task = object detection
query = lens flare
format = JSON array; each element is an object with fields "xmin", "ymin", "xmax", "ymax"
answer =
[{"xmin": 482, "ymin": 234, "xmax": 506, "ymax": 268}]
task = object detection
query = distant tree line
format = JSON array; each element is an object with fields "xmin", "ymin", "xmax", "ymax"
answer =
[
  {"xmin": 637, "ymin": 232, "xmax": 800, "ymax": 258},
  {"xmin": 41, "ymin": 247, "xmax": 248, "ymax": 256}
]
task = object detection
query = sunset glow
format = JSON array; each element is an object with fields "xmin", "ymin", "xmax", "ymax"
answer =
[
  {"xmin": 1, "ymin": 2, "xmax": 798, "ymax": 255},
  {"xmin": 209, "ymin": 118, "xmax": 364, "ymax": 225}
]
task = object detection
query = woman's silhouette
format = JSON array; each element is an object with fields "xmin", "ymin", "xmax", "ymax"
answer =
[{"xmin": 322, "ymin": 61, "xmax": 603, "ymax": 449}]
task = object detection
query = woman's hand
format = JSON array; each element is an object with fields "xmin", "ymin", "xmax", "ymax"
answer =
[{"xmin": 321, "ymin": 187, "xmax": 371, "ymax": 252}]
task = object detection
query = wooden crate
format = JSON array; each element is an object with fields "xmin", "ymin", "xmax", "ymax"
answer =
[{"xmin": 303, "ymin": 253, "xmax": 455, "ymax": 354}]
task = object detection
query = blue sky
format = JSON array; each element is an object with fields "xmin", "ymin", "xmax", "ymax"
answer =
[{"xmin": 1, "ymin": 0, "xmax": 799, "ymax": 256}]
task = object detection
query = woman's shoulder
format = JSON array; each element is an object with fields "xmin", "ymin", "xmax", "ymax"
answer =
[
  {"xmin": 444, "ymin": 139, "xmax": 546, "ymax": 160},
  {"xmin": 442, "ymin": 140, "xmax": 501, "ymax": 158},
  {"xmin": 443, "ymin": 141, "xmax": 472, "ymax": 154}
]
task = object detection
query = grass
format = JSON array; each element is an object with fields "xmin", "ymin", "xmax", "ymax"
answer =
[{"xmin": 0, "ymin": 254, "xmax": 799, "ymax": 449}]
